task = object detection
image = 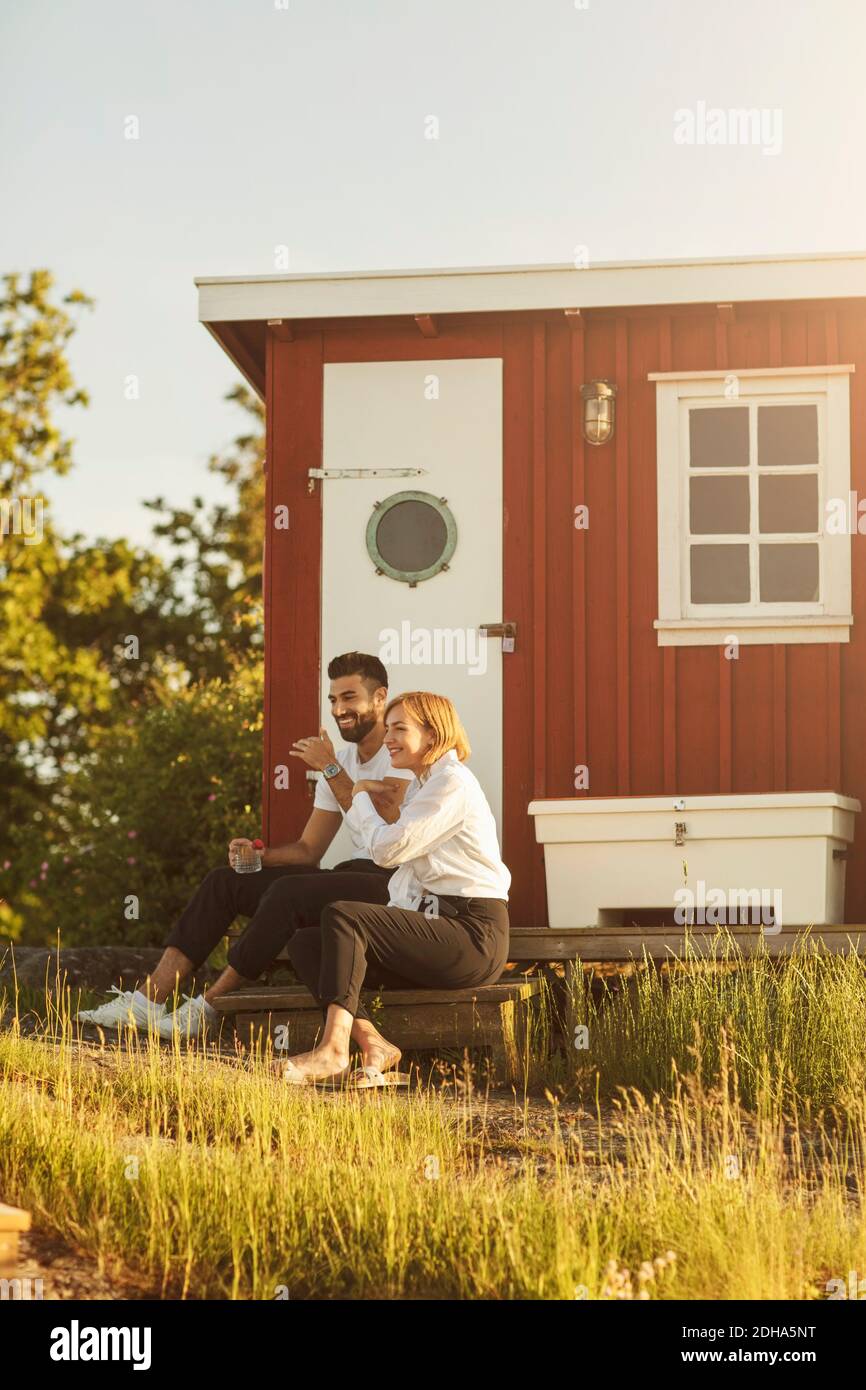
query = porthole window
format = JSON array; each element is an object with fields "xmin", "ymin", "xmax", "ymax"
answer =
[{"xmin": 365, "ymin": 490, "xmax": 457, "ymax": 585}]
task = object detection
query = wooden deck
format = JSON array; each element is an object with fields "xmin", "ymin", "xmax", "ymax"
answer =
[
  {"xmin": 506, "ymin": 924, "xmax": 866, "ymax": 962},
  {"xmin": 237, "ymin": 923, "xmax": 866, "ymax": 969}
]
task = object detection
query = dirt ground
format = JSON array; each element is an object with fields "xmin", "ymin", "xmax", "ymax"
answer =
[{"xmin": 5, "ymin": 1229, "xmax": 157, "ymax": 1301}]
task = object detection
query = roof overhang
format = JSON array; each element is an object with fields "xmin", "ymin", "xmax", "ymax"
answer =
[{"xmin": 196, "ymin": 251, "xmax": 866, "ymax": 398}]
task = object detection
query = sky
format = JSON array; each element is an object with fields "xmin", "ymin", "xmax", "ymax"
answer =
[{"xmin": 3, "ymin": 0, "xmax": 865, "ymax": 549}]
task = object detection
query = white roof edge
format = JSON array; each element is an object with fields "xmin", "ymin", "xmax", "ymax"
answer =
[
  {"xmin": 196, "ymin": 251, "xmax": 866, "ymax": 323},
  {"xmin": 194, "ymin": 250, "xmax": 866, "ymax": 287}
]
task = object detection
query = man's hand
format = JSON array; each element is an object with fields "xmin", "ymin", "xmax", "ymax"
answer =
[
  {"xmin": 289, "ymin": 727, "xmax": 337, "ymax": 773},
  {"xmin": 228, "ymin": 837, "xmax": 252, "ymax": 868},
  {"xmin": 229, "ymin": 836, "xmax": 269, "ymax": 868}
]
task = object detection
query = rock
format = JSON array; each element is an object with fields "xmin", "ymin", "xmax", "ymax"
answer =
[{"xmin": 0, "ymin": 944, "xmax": 218, "ymax": 994}]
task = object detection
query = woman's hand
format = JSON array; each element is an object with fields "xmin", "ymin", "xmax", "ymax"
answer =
[
  {"xmin": 370, "ymin": 777, "xmax": 407, "ymax": 821},
  {"xmin": 352, "ymin": 779, "xmax": 385, "ymax": 797},
  {"xmin": 353, "ymin": 777, "xmax": 406, "ymax": 823}
]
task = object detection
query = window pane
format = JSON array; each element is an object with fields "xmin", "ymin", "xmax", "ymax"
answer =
[
  {"xmin": 758, "ymin": 404, "xmax": 818, "ymax": 468},
  {"xmin": 689, "ymin": 407, "xmax": 749, "ymax": 468},
  {"xmin": 690, "ymin": 544, "xmax": 750, "ymax": 604},
  {"xmin": 690, "ymin": 476, "xmax": 750, "ymax": 534},
  {"xmin": 759, "ymin": 474, "xmax": 818, "ymax": 533},
  {"xmin": 759, "ymin": 544, "xmax": 819, "ymax": 601},
  {"xmin": 373, "ymin": 499, "xmax": 448, "ymax": 572}
]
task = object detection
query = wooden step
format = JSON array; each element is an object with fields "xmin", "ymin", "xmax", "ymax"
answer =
[
  {"xmin": 211, "ymin": 975, "xmax": 541, "ymax": 1015},
  {"xmin": 215, "ymin": 976, "xmax": 543, "ymax": 1084}
]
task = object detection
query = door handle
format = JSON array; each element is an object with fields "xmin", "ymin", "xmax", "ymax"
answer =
[{"xmin": 479, "ymin": 621, "xmax": 517, "ymax": 652}]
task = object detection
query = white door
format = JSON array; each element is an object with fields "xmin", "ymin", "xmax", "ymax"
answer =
[{"xmin": 319, "ymin": 357, "xmax": 503, "ymax": 867}]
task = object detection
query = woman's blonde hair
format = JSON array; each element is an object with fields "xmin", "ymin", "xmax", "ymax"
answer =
[{"xmin": 384, "ymin": 691, "xmax": 471, "ymax": 771}]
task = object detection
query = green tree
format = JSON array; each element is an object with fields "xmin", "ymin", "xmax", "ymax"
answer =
[
  {"xmin": 0, "ymin": 274, "xmax": 205, "ymax": 824},
  {"xmin": 0, "ymin": 269, "xmax": 91, "ymax": 494},
  {"xmin": 1, "ymin": 272, "xmax": 267, "ymax": 943},
  {"xmin": 13, "ymin": 648, "xmax": 263, "ymax": 947},
  {"xmin": 145, "ymin": 384, "xmax": 265, "ymax": 674}
]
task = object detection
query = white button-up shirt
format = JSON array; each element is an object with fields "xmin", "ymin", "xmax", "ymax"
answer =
[{"xmin": 344, "ymin": 750, "xmax": 511, "ymax": 910}]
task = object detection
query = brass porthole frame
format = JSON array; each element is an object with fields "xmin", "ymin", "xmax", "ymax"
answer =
[{"xmin": 365, "ymin": 490, "xmax": 458, "ymax": 585}]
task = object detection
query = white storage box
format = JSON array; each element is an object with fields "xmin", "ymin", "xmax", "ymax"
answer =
[{"xmin": 528, "ymin": 793, "xmax": 861, "ymax": 929}]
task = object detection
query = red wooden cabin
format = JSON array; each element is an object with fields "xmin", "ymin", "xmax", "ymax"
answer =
[{"xmin": 196, "ymin": 253, "xmax": 866, "ymax": 929}]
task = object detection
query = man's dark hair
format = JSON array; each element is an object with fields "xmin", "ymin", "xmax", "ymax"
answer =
[{"xmin": 327, "ymin": 651, "xmax": 388, "ymax": 694}]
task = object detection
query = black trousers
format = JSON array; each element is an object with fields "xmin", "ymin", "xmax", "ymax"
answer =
[
  {"xmin": 164, "ymin": 860, "xmax": 392, "ymax": 1019},
  {"xmin": 286, "ymin": 895, "xmax": 511, "ymax": 1022}
]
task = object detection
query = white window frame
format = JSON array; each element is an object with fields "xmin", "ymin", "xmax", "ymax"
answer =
[{"xmin": 649, "ymin": 365, "xmax": 855, "ymax": 646}]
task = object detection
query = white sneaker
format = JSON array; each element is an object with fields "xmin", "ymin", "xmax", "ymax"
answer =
[
  {"xmin": 76, "ymin": 987, "xmax": 166, "ymax": 1032},
  {"xmin": 156, "ymin": 994, "xmax": 218, "ymax": 1041}
]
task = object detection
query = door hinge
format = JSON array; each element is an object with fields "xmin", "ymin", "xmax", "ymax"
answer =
[{"xmin": 307, "ymin": 467, "xmax": 427, "ymax": 493}]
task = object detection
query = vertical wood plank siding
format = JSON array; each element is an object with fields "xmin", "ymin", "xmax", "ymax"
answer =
[
  {"xmin": 268, "ymin": 301, "xmax": 866, "ymax": 928},
  {"xmin": 570, "ymin": 322, "xmax": 588, "ymax": 799},
  {"xmin": 615, "ymin": 319, "xmax": 631, "ymax": 793},
  {"xmin": 264, "ymin": 332, "xmax": 324, "ymax": 847}
]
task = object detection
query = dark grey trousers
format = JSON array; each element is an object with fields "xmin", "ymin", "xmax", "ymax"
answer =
[{"xmin": 286, "ymin": 895, "xmax": 510, "ymax": 1020}]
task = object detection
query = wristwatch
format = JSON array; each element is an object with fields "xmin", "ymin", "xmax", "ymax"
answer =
[{"xmin": 322, "ymin": 762, "xmax": 342, "ymax": 779}]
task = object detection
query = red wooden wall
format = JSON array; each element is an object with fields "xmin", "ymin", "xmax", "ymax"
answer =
[{"xmin": 263, "ymin": 298, "xmax": 866, "ymax": 928}]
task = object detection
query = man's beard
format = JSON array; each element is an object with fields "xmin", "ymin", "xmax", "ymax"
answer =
[{"xmin": 335, "ymin": 712, "xmax": 378, "ymax": 744}]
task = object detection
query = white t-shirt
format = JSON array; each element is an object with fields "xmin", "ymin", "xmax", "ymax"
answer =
[{"xmin": 313, "ymin": 743, "xmax": 414, "ymax": 859}]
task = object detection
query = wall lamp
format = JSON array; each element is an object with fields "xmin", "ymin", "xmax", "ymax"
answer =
[{"xmin": 580, "ymin": 379, "xmax": 617, "ymax": 446}]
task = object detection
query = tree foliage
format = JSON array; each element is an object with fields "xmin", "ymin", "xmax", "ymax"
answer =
[
  {"xmin": 0, "ymin": 269, "xmax": 91, "ymax": 493},
  {"xmin": 10, "ymin": 652, "xmax": 263, "ymax": 947},
  {"xmin": 144, "ymin": 384, "xmax": 265, "ymax": 674},
  {"xmin": 0, "ymin": 271, "xmax": 267, "ymax": 945}
]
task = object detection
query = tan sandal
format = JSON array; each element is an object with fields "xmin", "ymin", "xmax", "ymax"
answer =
[
  {"xmin": 351, "ymin": 1065, "xmax": 412, "ymax": 1089},
  {"xmin": 282, "ymin": 1059, "xmax": 312, "ymax": 1086}
]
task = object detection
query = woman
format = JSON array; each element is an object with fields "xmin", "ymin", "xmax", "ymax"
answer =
[{"xmin": 282, "ymin": 692, "xmax": 511, "ymax": 1085}]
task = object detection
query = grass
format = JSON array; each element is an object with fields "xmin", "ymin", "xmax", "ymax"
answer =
[
  {"xmin": 1, "ymin": 931, "xmax": 866, "ymax": 1300},
  {"xmin": 562, "ymin": 932, "xmax": 866, "ymax": 1107}
]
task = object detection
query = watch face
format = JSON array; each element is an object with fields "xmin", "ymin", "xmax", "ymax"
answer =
[{"xmin": 323, "ymin": 762, "xmax": 341, "ymax": 778}]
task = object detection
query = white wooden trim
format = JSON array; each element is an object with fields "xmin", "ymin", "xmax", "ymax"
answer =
[
  {"xmin": 824, "ymin": 375, "xmax": 853, "ymax": 619},
  {"xmin": 655, "ymin": 617, "xmax": 852, "ymax": 646},
  {"xmin": 672, "ymin": 374, "xmax": 844, "ymax": 398},
  {"xmin": 196, "ymin": 252, "xmax": 866, "ymax": 323},
  {"xmin": 656, "ymin": 380, "xmax": 681, "ymax": 621},
  {"xmin": 649, "ymin": 364, "xmax": 855, "ymax": 380}
]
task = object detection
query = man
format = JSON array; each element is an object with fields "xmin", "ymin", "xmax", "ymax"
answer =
[{"xmin": 77, "ymin": 652, "xmax": 413, "ymax": 1044}]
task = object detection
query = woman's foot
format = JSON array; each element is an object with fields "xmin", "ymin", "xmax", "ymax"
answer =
[
  {"xmin": 351, "ymin": 1020, "xmax": 402, "ymax": 1073},
  {"xmin": 348, "ymin": 1032, "xmax": 404, "ymax": 1086},
  {"xmin": 279, "ymin": 1044, "xmax": 352, "ymax": 1084},
  {"xmin": 361, "ymin": 1040, "xmax": 402, "ymax": 1073}
]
